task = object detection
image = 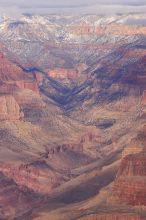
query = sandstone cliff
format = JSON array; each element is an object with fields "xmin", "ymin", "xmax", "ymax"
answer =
[
  {"xmin": 108, "ymin": 128, "xmax": 146, "ymax": 206},
  {"xmin": 0, "ymin": 95, "xmax": 23, "ymax": 120}
]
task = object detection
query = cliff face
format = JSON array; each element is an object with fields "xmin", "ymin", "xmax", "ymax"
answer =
[
  {"xmin": 108, "ymin": 128, "xmax": 146, "ymax": 206},
  {"xmin": 0, "ymin": 52, "xmax": 39, "ymax": 94},
  {"xmin": 0, "ymin": 171, "xmax": 40, "ymax": 220},
  {"xmin": 0, "ymin": 95, "xmax": 23, "ymax": 120},
  {"xmin": 110, "ymin": 176, "xmax": 146, "ymax": 206},
  {"xmin": 0, "ymin": 52, "xmax": 42, "ymax": 122},
  {"xmin": 118, "ymin": 153, "xmax": 146, "ymax": 176},
  {"xmin": 0, "ymin": 52, "xmax": 26, "ymax": 81},
  {"xmin": 109, "ymin": 154, "xmax": 146, "ymax": 206}
]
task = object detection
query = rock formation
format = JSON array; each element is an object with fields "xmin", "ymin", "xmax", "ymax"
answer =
[
  {"xmin": 0, "ymin": 95, "xmax": 23, "ymax": 120},
  {"xmin": 0, "ymin": 52, "xmax": 39, "ymax": 94},
  {"xmin": 0, "ymin": 171, "xmax": 40, "ymax": 220},
  {"xmin": 78, "ymin": 213, "xmax": 142, "ymax": 220},
  {"xmin": 0, "ymin": 161, "xmax": 66, "ymax": 194},
  {"xmin": 108, "ymin": 128, "xmax": 146, "ymax": 206}
]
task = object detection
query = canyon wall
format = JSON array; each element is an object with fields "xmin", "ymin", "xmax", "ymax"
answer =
[{"xmin": 0, "ymin": 95, "xmax": 23, "ymax": 120}]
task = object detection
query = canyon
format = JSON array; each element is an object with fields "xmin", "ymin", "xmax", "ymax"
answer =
[{"xmin": 0, "ymin": 13, "xmax": 146, "ymax": 220}]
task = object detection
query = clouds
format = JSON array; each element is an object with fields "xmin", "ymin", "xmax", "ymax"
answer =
[
  {"xmin": 0, "ymin": 6, "xmax": 22, "ymax": 19},
  {"xmin": 0, "ymin": 0, "xmax": 146, "ymax": 14}
]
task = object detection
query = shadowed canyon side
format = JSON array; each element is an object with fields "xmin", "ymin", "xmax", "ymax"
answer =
[
  {"xmin": 1, "ymin": 13, "xmax": 146, "ymax": 220},
  {"xmin": 74, "ymin": 129, "xmax": 146, "ymax": 220}
]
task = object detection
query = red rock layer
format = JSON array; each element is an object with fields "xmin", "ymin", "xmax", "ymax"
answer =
[
  {"xmin": 118, "ymin": 153, "xmax": 146, "ymax": 176},
  {"xmin": 0, "ymin": 52, "xmax": 39, "ymax": 94},
  {"xmin": 78, "ymin": 213, "xmax": 141, "ymax": 220},
  {"xmin": 122, "ymin": 130, "xmax": 146, "ymax": 159},
  {"xmin": 0, "ymin": 52, "xmax": 27, "ymax": 81},
  {"xmin": 47, "ymin": 63, "xmax": 88, "ymax": 84},
  {"xmin": 48, "ymin": 68, "xmax": 78, "ymax": 79},
  {"xmin": 109, "ymin": 149, "xmax": 146, "ymax": 206},
  {"xmin": 142, "ymin": 90, "xmax": 146, "ymax": 105},
  {"xmin": 0, "ymin": 52, "xmax": 42, "ymax": 121},
  {"xmin": 0, "ymin": 161, "xmax": 66, "ymax": 194},
  {"xmin": 0, "ymin": 171, "xmax": 40, "ymax": 220},
  {"xmin": 110, "ymin": 176, "xmax": 146, "ymax": 206}
]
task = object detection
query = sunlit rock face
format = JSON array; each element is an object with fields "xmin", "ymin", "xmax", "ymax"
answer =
[
  {"xmin": 108, "ymin": 153, "xmax": 146, "ymax": 206},
  {"xmin": 0, "ymin": 52, "xmax": 39, "ymax": 94},
  {"xmin": 0, "ymin": 52, "xmax": 41, "ymax": 122},
  {"xmin": 48, "ymin": 69, "xmax": 78, "ymax": 79},
  {"xmin": 108, "ymin": 127, "xmax": 146, "ymax": 206},
  {"xmin": 0, "ymin": 95, "xmax": 23, "ymax": 121}
]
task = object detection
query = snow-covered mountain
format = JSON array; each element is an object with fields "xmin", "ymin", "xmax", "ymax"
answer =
[{"xmin": 0, "ymin": 14, "xmax": 146, "ymax": 42}]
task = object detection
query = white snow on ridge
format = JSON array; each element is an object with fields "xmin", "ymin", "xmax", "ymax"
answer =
[{"xmin": 0, "ymin": 13, "xmax": 145, "ymax": 44}]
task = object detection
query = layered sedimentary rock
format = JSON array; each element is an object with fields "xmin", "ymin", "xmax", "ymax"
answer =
[
  {"xmin": 47, "ymin": 66, "xmax": 88, "ymax": 86},
  {"xmin": 48, "ymin": 68, "xmax": 78, "ymax": 79},
  {"xmin": 0, "ymin": 52, "xmax": 43, "ymax": 123},
  {"xmin": 118, "ymin": 153, "xmax": 146, "ymax": 176},
  {"xmin": 110, "ymin": 176, "xmax": 146, "ymax": 205},
  {"xmin": 122, "ymin": 139, "xmax": 144, "ymax": 158},
  {"xmin": 0, "ymin": 161, "xmax": 66, "ymax": 194},
  {"xmin": 0, "ymin": 80, "xmax": 39, "ymax": 94},
  {"xmin": 0, "ymin": 95, "xmax": 23, "ymax": 120},
  {"xmin": 14, "ymin": 80, "xmax": 39, "ymax": 93},
  {"xmin": 109, "ymin": 144, "xmax": 146, "ymax": 206},
  {"xmin": 78, "ymin": 213, "xmax": 141, "ymax": 220},
  {"xmin": 0, "ymin": 52, "xmax": 26, "ymax": 81},
  {"xmin": 0, "ymin": 52, "xmax": 39, "ymax": 94},
  {"xmin": 14, "ymin": 89, "xmax": 44, "ymax": 109},
  {"xmin": 0, "ymin": 171, "xmax": 40, "ymax": 220}
]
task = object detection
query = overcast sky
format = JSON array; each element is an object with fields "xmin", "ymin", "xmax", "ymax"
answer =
[{"xmin": 0, "ymin": 0, "xmax": 146, "ymax": 15}]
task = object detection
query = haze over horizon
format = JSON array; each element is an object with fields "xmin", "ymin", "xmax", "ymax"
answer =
[{"xmin": 1, "ymin": 0, "xmax": 146, "ymax": 16}]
